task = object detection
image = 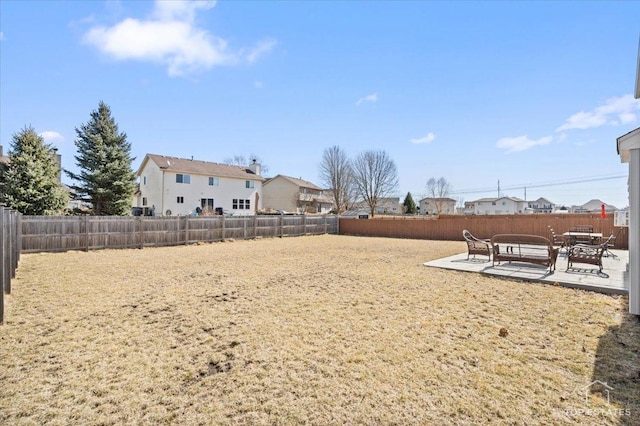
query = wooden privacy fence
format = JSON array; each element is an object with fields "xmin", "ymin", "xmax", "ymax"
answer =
[
  {"xmin": 339, "ymin": 213, "xmax": 629, "ymax": 250},
  {"xmin": 21, "ymin": 214, "xmax": 339, "ymax": 253},
  {"xmin": 1, "ymin": 207, "xmax": 22, "ymax": 324}
]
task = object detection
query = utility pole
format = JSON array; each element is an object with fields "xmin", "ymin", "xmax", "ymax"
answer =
[
  {"xmin": 497, "ymin": 180, "xmax": 501, "ymax": 198},
  {"xmin": 524, "ymin": 186, "xmax": 527, "ymax": 200}
]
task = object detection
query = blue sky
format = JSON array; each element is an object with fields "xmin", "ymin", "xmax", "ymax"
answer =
[{"xmin": 1, "ymin": 0, "xmax": 639, "ymax": 209}]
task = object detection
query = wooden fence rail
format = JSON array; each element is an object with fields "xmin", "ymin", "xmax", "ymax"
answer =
[
  {"xmin": 20, "ymin": 215, "xmax": 339, "ymax": 253},
  {"xmin": 1, "ymin": 206, "xmax": 22, "ymax": 324}
]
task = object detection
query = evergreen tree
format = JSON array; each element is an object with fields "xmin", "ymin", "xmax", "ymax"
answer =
[
  {"xmin": 66, "ymin": 101, "xmax": 136, "ymax": 215},
  {"xmin": 403, "ymin": 192, "xmax": 417, "ymax": 214},
  {"xmin": 0, "ymin": 126, "xmax": 68, "ymax": 215}
]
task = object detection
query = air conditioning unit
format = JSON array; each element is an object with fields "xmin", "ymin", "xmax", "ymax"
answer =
[{"xmin": 614, "ymin": 210, "xmax": 630, "ymax": 227}]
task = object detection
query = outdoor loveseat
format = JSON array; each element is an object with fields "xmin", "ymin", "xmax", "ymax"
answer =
[
  {"xmin": 490, "ymin": 234, "xmax": 559, "ymax": 273},
  {"xmin": 566, "ymin": 243, "xmax": 606, "ymax": 272}
]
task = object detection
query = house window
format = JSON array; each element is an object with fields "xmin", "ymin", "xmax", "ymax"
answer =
[
  {"xmin": 142, "ymin": 197, "xmax": 147, "ymax": 206},
  {"xmin": 143, "ymin": 176, "xmax": 147, "ymax": 185},
  {"xmin": 232, "ymin": 199, "xmax": 251, "ymax": 209},
  {"xmin": 201, "ymin": 198, "xmax": 214, "ymax": 209},
  {"xmin": 177, "ymin": 196, "xmax": 184, "ymax": 204},
  {"xmin": 176, "ymin": 174, "xmax": 191, "ymax": 184},
  {"xmin": 209, "ymin": 177, "xmax": 219, "ymax": 186},
  {"xmin": 492, "ymin": 202, "xmax": 496, "ymax": 206},
  {"xmin": 245, "ymin": 180, "xmax": 254, "ymax": 189}
]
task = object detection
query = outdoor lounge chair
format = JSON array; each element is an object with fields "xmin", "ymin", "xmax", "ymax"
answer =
[
  {"xmin": 463, "ymin": 230, "xmax": 491, "ymax": 261},
  {"xmin": 548, "ymin": 225, "xmax": 568, "ymax": 256}
]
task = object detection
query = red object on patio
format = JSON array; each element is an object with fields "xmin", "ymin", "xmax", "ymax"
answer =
[{"xmin": 601, "ymin": 204, "xmax": 606, "ymax": 218}]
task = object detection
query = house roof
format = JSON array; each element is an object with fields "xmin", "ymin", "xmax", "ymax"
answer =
[
  {"xmin": 139, "ymin": 154, "xmax": 265, "ymax": 181},
  {"xmin": 264, "ymin": 174, "xmax": 323, "ymax": 190},
  {"xmin": 471, "ymin": 196, "xmax": 527, "ymax": 203},
  {"xmin": 419, "ymin": 197, "xmax": 457, "ymax": 203},
  {"xmin": 617, "ymin": 126, "xmax": 640, "ymax": 163}
]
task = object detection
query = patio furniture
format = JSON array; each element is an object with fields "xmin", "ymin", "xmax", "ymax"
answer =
[
  {"xmin": 568, "ymin": 225, "xmax": 595, "ymax": 244},
  {"xmin": 463, "ymin": 230, "xmax": 491, "ymax": 261},
  {"xmin": 547, "ymin": 225, "xmax": 568, "ymax": 255},
  {"xmin": 490, "ymin": 234, "xmax": 559, "ymax": 273},
  {"xmin": 567, "ymin": 243, "xmax": 606, "ymax": 273},
  {"xmin": 600, "ymin": 233, "xmax": 619, "ymax": 259},
  {"xmin": 563, "ymin": 231, "xmax": 603, "ymax": 246}
]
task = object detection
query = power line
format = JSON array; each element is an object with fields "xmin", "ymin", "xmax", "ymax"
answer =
[{"xmin": 449, "ymin": 174, "xmax": 627, "ymax": 196}]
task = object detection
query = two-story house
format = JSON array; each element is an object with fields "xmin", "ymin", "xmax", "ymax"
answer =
[
  {"xmin": 419, "ymin": 197, "xmax": 457, "ymax": 215},
  {"xmin": 527, "ymin": 197, "xmax": 555, "ymax": 213},
  {"xmin": 262, "ymin": 175, "xmax": 334, "ymax": 214},
  {"xmin": 133, "ymin": 154, "xmax": 264, "ymax": 216},
  {"xmin": 352, "ymin": 197, "xmax": 402, "ymax": 215},
  {"xmin": 464, "ymin": 196, "xmax": 529, "ymax": 215}
]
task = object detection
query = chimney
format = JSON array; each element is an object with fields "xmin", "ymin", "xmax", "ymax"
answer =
[
  {"xmin": 52, "ymin": 148, "xmax": 62, "ymax": 182},
  {"xmin": 248, "ymin": 159, "xmax": 261, "ymax": 176},
  {"xmin": 0, "ymin": 145, "xmax": 3, "ymax": 156}
]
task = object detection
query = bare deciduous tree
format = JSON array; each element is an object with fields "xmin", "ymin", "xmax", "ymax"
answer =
[
  {"xmin": 319, "ymin": 146, "xmax": 355, "ymax": 213},
  {"xmin": 425, "ymin": 177, "xmax": 451, "ymax": 215},
  {"xmin": 224, "ymin": 154, "xmax": 269, "ymax": 175},
  {"xmin": 352, "ymin": 150, "xmax": 399, "ymax": 217}
]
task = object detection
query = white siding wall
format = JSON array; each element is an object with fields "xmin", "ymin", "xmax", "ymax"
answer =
[{"xmin": 135, "ymin": 161, "xmax": 262, "ymax": 216}]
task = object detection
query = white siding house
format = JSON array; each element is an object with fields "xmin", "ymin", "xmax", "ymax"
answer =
[
  {"xmin": 419, "ymin": 197, "xmax": 457, "ymax": 215},
  {"xmin": 262, "ymin": 175, "xmax": 334, "ymax": 214},
  {"xmin": 617, "ymin": 126, "xmax": 640, "ymax": 316},
  {"xmin": 465, "ymin": 197, "xmax": 529, "ymax": 215},
  {"xmin": 133, "ymin": 154, "xmax": 264, "ymax": 216}
]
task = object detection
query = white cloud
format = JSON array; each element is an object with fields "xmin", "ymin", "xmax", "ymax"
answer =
[
  {"xmin": 556, "ymin": 94, "xmax": 640, "ymax": 132},
  {"xmin": 39, "ymin": 131, "xmax": 64, "ymax": 143},
  {"xmin": 356, "ymin": 93, "xmax": 378, "ymax": 106},
  {"xmin": 254, "ymin": 81, "xmax": 263, "ymax": 89},
  {"xmin": 82, "ymin": 0, "xmax": 274, "ymax": 77},
  {"xmin": 496, "ymin": 135, "xmax": 553, "ymax": 154},
  {"xmin": 410, "ymin": 133, "xmax": 436, "ymax": 144},
  {"xmin": 245, "ymin": 39, "xmax": 277, "ymax": 63},
  {"xmin": 0, "ymin": 32, "xmax": 5, "ymax": 41}
]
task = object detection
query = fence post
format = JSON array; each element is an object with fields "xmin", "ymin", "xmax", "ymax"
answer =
[
  {"xmin": 280, "ymin": 215, "xmax": 284, "ymax": 237},
  {"xmin": 138, "ymin": 216, "xmax": 144, "ymax": 249},
  {"xmin": 15, "ymin": 211, "xmax": 21, "ymax": 265},
  {"xmin": 302, "ymin": 215, "xmax": 306, "ymax": 236},
  {"xmin": 253, "ymin": 215, "xmax": 258, "ymax": 239},
  {"xmin": 84, "ymin": 215, "xmax": 90, "ymax": 252},
  {"xmin": 3, "ymin": 210, "xmax": 11, "ymax": 294},
  {"xmin": 10, "ymin": 210, "xmax": 17, "ymax": 278},
  {"xmin": 0, "ymin": 207, "xmax": 5, "ymax": 324},
  {"xmin": 221, "ymin": 215, "xmax": 226, "ymax": 240},
  {"xmin": 184, "ymin": 216, "xmax": 189, "ymax": 245}
]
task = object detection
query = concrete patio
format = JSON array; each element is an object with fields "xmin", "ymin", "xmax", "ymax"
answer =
[{"xmin": 424, "ymin": 249, "xmax": 629, "ymax": 295}]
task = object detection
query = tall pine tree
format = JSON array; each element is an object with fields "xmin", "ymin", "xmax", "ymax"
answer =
[
  {"xmin": 403, "ymin": 192, "xmax": 417, "ymax": 214},
  {"xmin": 66, "ymin": 101, "xmax": 136, "ymax": 215},
  {"xmin": 0, "ymin": 126, "xmax": 68, "ymax": 215}
]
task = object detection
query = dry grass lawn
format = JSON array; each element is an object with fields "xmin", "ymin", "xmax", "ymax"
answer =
[{"xmin": 1, "ymin": 234, "xmax": 639, "ymax": 425}]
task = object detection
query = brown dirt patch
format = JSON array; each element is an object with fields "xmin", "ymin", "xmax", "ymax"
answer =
[{"xmin": 1, "ymin": 235, "xmax": 638, "ymax": 425}]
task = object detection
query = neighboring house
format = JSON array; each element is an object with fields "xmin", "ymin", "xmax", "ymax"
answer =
[
  {"xmin": 133, "ymin": 154, "xmax": 264, "ymax": 216},
  {"xmin": 569, "ymin": 199, "xmax": 618, "ymax": 214},
  {"xmin": 464, "ymin": 197, "xmax": 529, "ymax": 215},
  {"xmin": 353, "ymin": 197, "xmax": 401, "ymax": 215},
  {"xmin": 527, "ymin": 197, "xmax": 555, "ymax": 213},
  {"xmin": 262, "ymin": 175, "xmax": 334, "ymax": 214},
  {"xmin": 419, "ymin": 197, "xmax": 457, "ymax": 215}
]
